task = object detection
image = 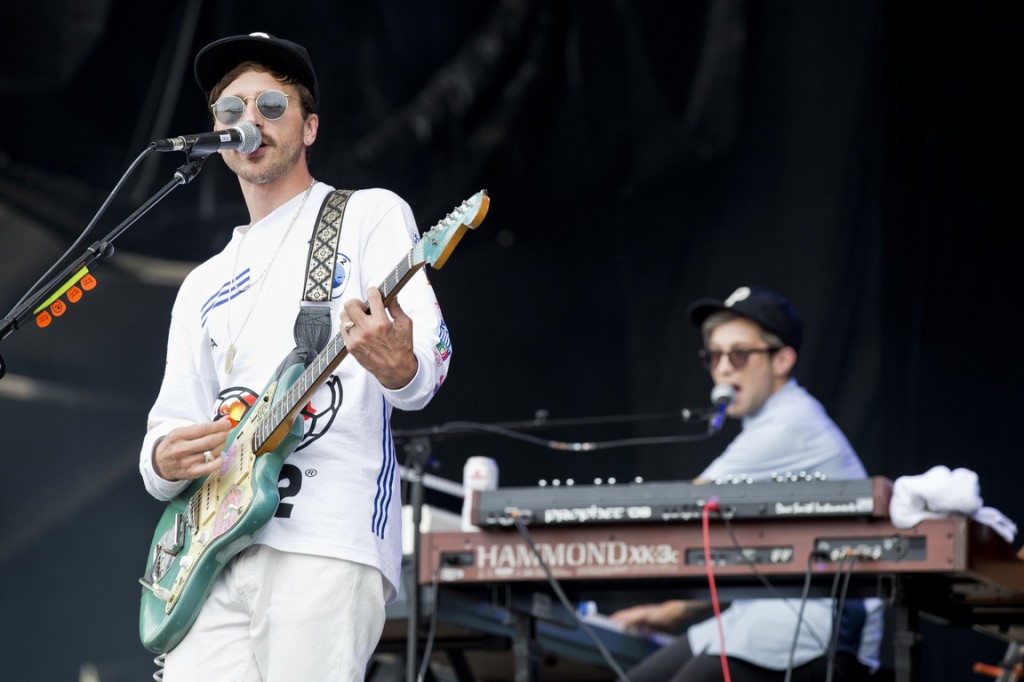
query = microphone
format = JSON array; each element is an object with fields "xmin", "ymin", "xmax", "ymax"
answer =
[
  {"xmin": 708, "ymin": 384, "xmax": 736, "ymax": 434},
  {"xmin": 152, "ymin": 122, "xmax": 261, "ymax": 155}
]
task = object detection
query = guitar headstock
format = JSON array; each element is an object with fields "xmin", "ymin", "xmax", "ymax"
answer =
[{"xmin": 416, "ymin": 190, "xmax": 490, "ymax": 270}]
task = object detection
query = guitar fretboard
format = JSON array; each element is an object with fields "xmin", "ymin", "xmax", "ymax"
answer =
[{"xmin": 252, "ymin": 251, "xmax": 424, "ymax": 453}]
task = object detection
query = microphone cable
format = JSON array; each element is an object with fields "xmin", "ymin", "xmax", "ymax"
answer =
[
  {"xmin": 5, "ymin": 147, "xmax": 153, "ymax": 318},
  {"xmin": 435, "ymin": 419, "xmax": 722, "ymax": 453}
]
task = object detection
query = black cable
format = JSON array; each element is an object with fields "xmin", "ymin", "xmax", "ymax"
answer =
[
  {"xmin": 416, "ymin": 567, "xmax": 443, "ymax": 682},
  {"xmin": 437, "ymin": 419, "xmax": 719, "ymax": 452},
  {"xmin": 720, "ymin": 515, "xmax": 827, "ymax": 649},
  {"xmin": 783, "ymin": 553, "xmax": 819, "ymax": 682},
  {"xmin": 825, "ymin": 557, "xmax": 857, "ymax": 682},
  {"xmin": 512, "ymin": 516, "xmax": 632, "ymax": 681}
]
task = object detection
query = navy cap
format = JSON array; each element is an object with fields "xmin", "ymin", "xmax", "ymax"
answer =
[
  {"xmin": 194, "ymin": 32, "xmax": 319, "ymax": 108},
  {"xmin": 687, "ymin": 286, "xmax": 803, "ymax": 352}
]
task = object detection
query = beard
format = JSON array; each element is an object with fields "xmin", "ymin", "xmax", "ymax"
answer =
[{"xmin": 222, "ymin": 130, "xmax": 305, "ymax": 185}]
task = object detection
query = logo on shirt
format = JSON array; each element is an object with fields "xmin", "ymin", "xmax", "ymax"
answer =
[
  {"xmin": 212, "ymin": 386, "xmax": 260, "ymax": 423},
  {"xmin": 211, "ymin": 376, "xmax": 343, "ymax": 450},
  {"xmin": 296, "ymin": 376, "xmax": 343, "ymax": 451},
  {"xmin": 434, "ymin": 320, "xmax": 452, "ymax": 366},
  {"xmin": 201, "ymin": 269, "xmax": 252, "ymax": 327},
  {"xmin": 330, "ymin": 253, "xmax": 352, "ymax": 300}
]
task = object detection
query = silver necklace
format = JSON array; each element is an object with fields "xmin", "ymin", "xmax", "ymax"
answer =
[{"xmin": 224, "ymin": 180, "xmax": 316, "ymax": 373}]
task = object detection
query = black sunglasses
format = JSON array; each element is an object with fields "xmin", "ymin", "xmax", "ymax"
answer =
[
  {"xmin": 211, "ymin": 90, "xmax": 291, "ymax": 126},
  {"xmin": 698, "ymin": 347, "xmax": 780, "ymax": 370}
]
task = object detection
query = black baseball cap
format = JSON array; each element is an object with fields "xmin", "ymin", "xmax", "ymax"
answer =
[
  {"xmin": 687, "ymin": 286, "xmax": 803, "ymax": 352},
  {"xmin": 194, "ymin": 32, "xmax": 319, "ymax": 108}
]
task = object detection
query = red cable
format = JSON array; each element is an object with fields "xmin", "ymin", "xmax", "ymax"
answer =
[{"xmin": 702, "ymin": 499, "xmax": 732, "ymax": 682}]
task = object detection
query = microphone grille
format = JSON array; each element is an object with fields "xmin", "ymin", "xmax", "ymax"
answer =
[
  {"xmin": 235, "ymin": 122, "xmax": 262, "ymax": 154},
  {"xmin": 710, "ymin": 384, "xmax": 736, "ymax": 405}
]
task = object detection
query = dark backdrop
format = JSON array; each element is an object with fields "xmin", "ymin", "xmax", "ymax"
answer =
[{"xmin": 0, "ymin": 1, "xmax": 1019, "ymax": 679}]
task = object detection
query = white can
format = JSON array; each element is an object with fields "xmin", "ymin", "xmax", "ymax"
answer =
[{"xmin": 462, "ymin": 456, "xmax": 499, "ymax": 531}]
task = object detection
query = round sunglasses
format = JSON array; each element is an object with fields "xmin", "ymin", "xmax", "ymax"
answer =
[
  {"xmin": 697, "ymin": 347, "xmax": 780, "ymax": 370},
  {"xmin": 211, "ymin": 90, "xmax": 291, "ymax": 126}
]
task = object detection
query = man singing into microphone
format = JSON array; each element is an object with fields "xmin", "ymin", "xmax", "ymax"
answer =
[
  {"xmin": 611, "ymin": 287, "xmax": 882, "ymax": 681},
  {"xmin": 138, "ymin": 33, "xmax": 452, "ymax": 680}
]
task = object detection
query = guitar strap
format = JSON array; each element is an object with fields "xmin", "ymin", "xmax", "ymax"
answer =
[{"xmin": 291, "ymin": 188, "xmax": 355, "ymax": 366}]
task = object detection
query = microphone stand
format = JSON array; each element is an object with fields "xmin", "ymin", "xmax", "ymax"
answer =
[
  {"xmin": 0, "ymin": 155, "xmax": 207, "ymax": 367},
  {"xmin": 392, "ymin": 409, "xmax": 691, "ymax": 442},
  {"xmin": 402, "ymin": 436, "xmax": 433, "ymax": 682}
]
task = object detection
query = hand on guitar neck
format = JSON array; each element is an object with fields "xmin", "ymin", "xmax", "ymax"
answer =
[{"xmin": 339, "ymin": 286, "xmax": 418, "ymax": 390}]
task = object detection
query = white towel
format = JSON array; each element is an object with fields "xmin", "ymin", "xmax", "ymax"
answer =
[{"xmin": 889, "ymin": 465, "xmax": 1017, "ymax": 543}]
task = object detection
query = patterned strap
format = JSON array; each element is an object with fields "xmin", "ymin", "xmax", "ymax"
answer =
[
  {"xmin": 302, "ymin": 189, "xmax": 355, "ymax": 303},
  {"xmin": 292, "ymin": 189, "xmax": 354, "ymax": 363}
]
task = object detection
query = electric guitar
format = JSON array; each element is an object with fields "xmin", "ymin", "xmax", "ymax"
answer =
[{"xmin": 139, "ymin": 190, "xmax": 490, "ymax": 653}]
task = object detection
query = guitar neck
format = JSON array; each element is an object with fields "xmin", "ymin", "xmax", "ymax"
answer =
[{"xmin": 253, "ymin": 254, "xmax": 427, "ymax": 454}]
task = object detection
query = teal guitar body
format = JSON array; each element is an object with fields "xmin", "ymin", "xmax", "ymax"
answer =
[{"xmin": 139, "ymin": 363, "xmax": 305, "ymax": 653}]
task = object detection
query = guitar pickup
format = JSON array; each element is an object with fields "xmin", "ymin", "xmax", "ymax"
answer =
[{"xmin": 159, "ymin": 514, "xmax": 186, "ymax": 556}]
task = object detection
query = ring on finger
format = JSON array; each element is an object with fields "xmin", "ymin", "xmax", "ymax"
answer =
[{"xmin": 204, "ymin": 450, "xmax": 213, "ymax": 463}]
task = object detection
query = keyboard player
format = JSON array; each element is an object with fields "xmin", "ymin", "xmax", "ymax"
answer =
[{"xmin": 610, "ymin": 287, "xmax": 883, "ymax": 682}]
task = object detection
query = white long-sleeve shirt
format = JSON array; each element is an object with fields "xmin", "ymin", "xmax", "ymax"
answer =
[{"xmin": 139, "ymin": 183, "xmax": 451, "ymax": 602}]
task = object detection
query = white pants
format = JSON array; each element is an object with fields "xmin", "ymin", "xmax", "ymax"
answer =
[{"xmin": 163, "ymin": 545, "xmax": 387, "ymax": 682}]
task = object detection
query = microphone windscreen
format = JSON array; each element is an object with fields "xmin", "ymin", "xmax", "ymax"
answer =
[
  {"xmin": 235, "ymin": 122, "xmax": 262, "ymax": 154},
  {"xmin": 710, "ymin": 383, "xmax": 736, "ymax": 406}
]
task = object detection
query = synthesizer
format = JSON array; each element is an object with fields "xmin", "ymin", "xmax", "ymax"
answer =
[
  {"xmin": 419, "ymin": 515, "xmax": 1024, "ymax": 590},
  {"xmin": 472, "ymin": 476, "xmax": 893, "ymax": 528}
]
